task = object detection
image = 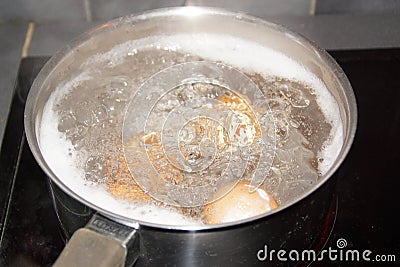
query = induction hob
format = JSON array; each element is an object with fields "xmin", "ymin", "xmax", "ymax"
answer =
[{"xmin": 0, "ymin": 50, "xmax": 399, "ymax": 266}]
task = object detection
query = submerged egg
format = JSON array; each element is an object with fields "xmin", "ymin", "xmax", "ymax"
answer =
[{"xmin": 202, "ymin": 181, "xmax": 278, "ymax": 224}]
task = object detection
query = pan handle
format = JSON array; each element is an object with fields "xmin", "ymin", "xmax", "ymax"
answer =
[{"xmin": 53, "ymin": 213, "xmax": 140, "ymax": 267}]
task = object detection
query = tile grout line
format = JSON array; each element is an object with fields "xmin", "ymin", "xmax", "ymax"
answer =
[
  {"xmin": 21, "ymin": 22, "xmax": 35, "ymax": 58},
  {"xmin": 309, "ymin": 0, "xmax": 317, "ymax": 15},
  {"xmin": 84, "ymin": 0, "xmax": 93, "ymax": 22}
]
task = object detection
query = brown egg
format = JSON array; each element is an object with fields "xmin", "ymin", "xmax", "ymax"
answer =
[
  {"xmin": 103, "ymin": 135, "xmax": 150, "ymax": 201},
  {"xmin": 215, "ymin": 92, "xmax": 261, "ymax": 146},
  {"xmin": 123, "ymin": 132, "xmax": 184, "ymax": 185},
  {"xmin": 217, "ymin": 92, "xmax": 251, "ymax": 111},
  {"xmin": 202, "ymin": 181, "xmax": 278, "ymax": 224},
  {"xmin": 104, "ymin": 132, "xmax": 182, "ymax": 202}
]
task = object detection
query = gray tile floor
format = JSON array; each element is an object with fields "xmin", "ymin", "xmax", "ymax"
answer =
[
  {"xmin": 315, "ymin": 0, "xmax": 400, "ymax": 14},
  {"xmin": 0, "ymin": 0, "xmax": 86, "ymax": 21},
  {"xmin": 29, "ymin": 21, "xmax": 98, "ymax": 56},
  {"xmin": 1, "ymin": 1, "xmax": 400, "ymax": 149},
  {"xmin": 186, "ymin": 0, "xmax": 312, "ymax": 16},
  {"xmin": 28, "ymin": 13, "xmax": 400, "ymax": 56},
  {"xmin": 0, "ymin": 23, "xmax": 27, "ymax": 146},
  {"xmin": 90, "ymin": 0, "xmax": 186, "ymax": 21}
]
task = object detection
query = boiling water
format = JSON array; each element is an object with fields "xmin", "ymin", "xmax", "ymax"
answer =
[{"xmin": 39, "ymin": 33, "xmax": 343, "ymax": 225}]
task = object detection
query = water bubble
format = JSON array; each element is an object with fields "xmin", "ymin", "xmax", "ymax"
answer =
[
  {"xmin": 58, "ymin": 113, "xmax": 77, "ymax": 133},
  {"xmin": 92, "ymin": 104, "xmax": 108, "ymax": 122},
  {"xmin": 48, "ymin": 43, "xmax": 335, "ymax": 222},
  {"xmin": 85, "ymin": 155, "xmax": 106, "ymax": 183},
  {"xmin": 279, "ymin": 82, "xmax": 310, "ymax": 108}
]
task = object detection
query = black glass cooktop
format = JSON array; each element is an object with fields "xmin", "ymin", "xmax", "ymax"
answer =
[{"xmin": 1, "ymin": 50, "xmax": 399, "ymax": 266}]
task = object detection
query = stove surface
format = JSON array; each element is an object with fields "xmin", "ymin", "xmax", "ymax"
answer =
[{"xmin": 1, "ymin": 50, "xmax": 399, "ymax": 266}]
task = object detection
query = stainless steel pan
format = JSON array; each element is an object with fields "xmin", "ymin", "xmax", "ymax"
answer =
[{"xmin": 24, "ymin": 7, "xmax": 357, "ymax": 266}]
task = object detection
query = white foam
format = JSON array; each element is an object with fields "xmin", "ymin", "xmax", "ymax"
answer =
[
  {"xmin": 40, "ymin": 33, "xmax": 344, "ymax": 225},
  {"xmin": 51, "ymin": 72, "xmax": 92, "ymax": 103},
  {"xmin": 159, "ymin": 33, "xmax": 343, "ymax": 175},
  {"xmin": 40, "ymin": 76, "xmax": 198, "ymax": 226},
  {"xmin": 84, "ymin": 33, "xmax": 343, "ymax": 174},
  {"xmin": 39, "ymin": 73, "xmax": 91, "ymax": 183}
]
